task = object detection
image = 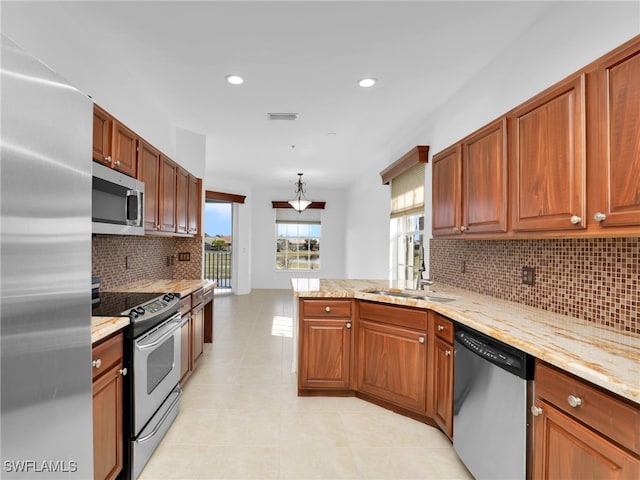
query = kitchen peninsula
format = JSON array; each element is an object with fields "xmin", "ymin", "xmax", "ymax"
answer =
[{"xmin": 292, "ymin": 278, "xmax": 640, "ymax": 405}]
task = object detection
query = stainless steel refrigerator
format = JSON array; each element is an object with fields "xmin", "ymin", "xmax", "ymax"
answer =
[{"xmin": 1, "ymin": 34, "xmax": 93, "ymax": 477}]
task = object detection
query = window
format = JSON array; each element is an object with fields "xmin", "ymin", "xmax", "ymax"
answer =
[{"xmin": 275, "ymin": 208, "xmax": 321, "ymax": 271}]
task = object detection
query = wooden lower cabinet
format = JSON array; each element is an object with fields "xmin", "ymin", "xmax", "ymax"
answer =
[
  {"xmin": 298, "ymin": 299, "xmax": 354, "ymax": 393},
  {"xmin": 92, "ymin": 333, "xmax": 124, "ymax": 480},
  {"xmin": 532, "ymin": 361, "xmax": 640, "ymax": 479},
  {"xmin": 192, "ymin": 302, "xmax": 205, "ymax": 365},
  {"xmin": 179, "ymin": 289, "xmax": 206, "ymax": 385},
  {"xmin": 432, "ymin": 336, "xmax": 453, "ymax": 439},
  {"xmin": 180, "ymin": 312, "xmax": 191, "ymax": 383},
  {"xmin": 356, "ymin": 302, "xmax": 428, "ymax": 415}
]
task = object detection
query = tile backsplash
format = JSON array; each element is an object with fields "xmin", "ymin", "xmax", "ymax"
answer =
[
  {"xmin": 92, "ymin": 235, "xmax": 203, "ymax": 290},
  {"xmin": 430, "ymin": 237, "xmax": 639, "ymax": 334}
]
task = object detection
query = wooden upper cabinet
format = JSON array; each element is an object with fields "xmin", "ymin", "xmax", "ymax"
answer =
[
  {"xmin": 590, "ymin": 36, "xmax": 640, "ymax": 229},
  {"xmin": 432, "ymin": 144, "xmax": 462, "ymax": 237},
  {"xmin": 510, "ymin": 73, "xmax": 587, "ymax": 232},
  {"xmin": 462, "ymin": 117, "xmax": 508, "ymax": 235},
  {"xmin": 188, "ymin": 174, "xmax": 201, "ymax": 235},
  {"xmin": 137, "ymin": 140, "xmax": 161, "ymax": 231},
  {"xmin": 176, "ymin": 167, "xmax": 189, "ymax": 234},
  {"xmin": 93, "ymin": 104, "xmax": 112, "ymax": 166},
  {"xmin": 92, "ymin": 104, "xmax": 137, "ymax": 177},
  {"xmin": 159, "ymin": 154, "xmax": 177, "ymax": 233},
  {"xmin": 111, "ymin": 121, "xmax": 138, "ymax": 177}
]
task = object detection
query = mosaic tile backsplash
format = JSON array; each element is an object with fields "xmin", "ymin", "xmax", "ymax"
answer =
[
  {"xmin": 430, "ymin": 237, "xmax": 639, "ymax": 334},
  {"xmin": 92, "ymin": 235, "xmax": 203, "ymax": 290}
]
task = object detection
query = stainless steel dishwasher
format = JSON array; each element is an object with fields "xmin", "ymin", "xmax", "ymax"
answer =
[{"xmin": 453, "ymin": 324, "xmax": 534, "ymax": 480}]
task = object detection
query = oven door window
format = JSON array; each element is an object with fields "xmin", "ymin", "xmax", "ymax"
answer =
[{"xmin": 147, "ymin": 335, "xmax": 175, "ymax": 394}]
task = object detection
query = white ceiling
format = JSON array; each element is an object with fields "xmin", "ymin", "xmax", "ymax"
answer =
[{"xmin": 2, "ymin": 1, "xmax": 581, "ymax": 189}]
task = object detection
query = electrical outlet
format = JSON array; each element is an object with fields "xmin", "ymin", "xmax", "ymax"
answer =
[
  {"xmin": 178, "ymin": 252, "xmax": 191, "ymax": 261},
  {"xmin": 166, "ymin": 256, "xmax": 171, "ymax": 267},
  {"xmin": 461, "ymin": 260, "xmax": 467, "ymax": 274},
  {"xmin": 522, "ymin": 266, "xmax": 535, "ymax": 286},
  {"xmin": 125, "ymin": 256, "xmax": 132, "ymax": 269}
]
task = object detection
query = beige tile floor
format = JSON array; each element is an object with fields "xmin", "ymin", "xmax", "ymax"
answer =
[{"xmin": 139, "ymin": 289, "xmax": 474, "ymax": 479}]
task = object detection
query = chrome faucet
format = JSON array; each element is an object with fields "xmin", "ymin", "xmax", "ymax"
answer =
[{"xmin": 415, "ymin": 245, "xmax": 433, "ymax": 290}]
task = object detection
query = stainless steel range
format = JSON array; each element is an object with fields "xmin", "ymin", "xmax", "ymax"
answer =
[{"xmin": 93, "ymin": 291, "xmax": 185, "ymax": 479}]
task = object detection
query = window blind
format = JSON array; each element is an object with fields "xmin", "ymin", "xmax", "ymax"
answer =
[
  {"xmin": 390, "ymin": 162, "xmax": 425, "ymax": 218},
  {"xmin": 275, "ymin": 207, "xmax": 322, "ymax": 224}
]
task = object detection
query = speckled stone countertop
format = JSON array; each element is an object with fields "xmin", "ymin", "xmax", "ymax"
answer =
[
  {"xmin": 91, "ymin": 279, "xmax": 215, "ymax": 344},
  {"xmin": 291, "ymin": 278, "xmax": 640, "ymax": 404}
]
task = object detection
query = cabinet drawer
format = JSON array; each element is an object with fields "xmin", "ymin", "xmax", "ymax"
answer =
[
  {"xmin": 302, "ymin": 299, "xmax": 352, "ymax": 318},
  {"xmin": 536, "ymin": 361, "xmax": 640, "ymax": 454},
  {"xmin": 432, "ymin": 312, "xmax": 454, "ymax": 343},
  {"xmin": 179, "ymin": 295, "xmax": 192, "ymax": 315},
  {"xmin": 192, "ymin": 288, "xmax": 204, "ymax": 308},
  {"xmin": 359, "ymin": 301, "xmax": 427, "ymax": 331},
  {"xmin": 92, "ymin": 332, "xmax": 123, "ymax": 381},
  {"xmin": 203, "ymin": 288, "xmax": 213, "ymax": 305}
]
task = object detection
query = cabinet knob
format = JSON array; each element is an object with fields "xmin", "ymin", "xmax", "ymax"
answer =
[
  {"xmin": 418, "ymin": 336, "xmax": 425, "ymax": 344},
  {"xmin": 324, "ymin": 306, "xmax": 331, "ymax": 313},
  {"xmin": 531, "ymin": 405, "xmax": 543, "ymax": 417},
  {"xmin": 345, "ymin": 322, "xmax": 352, "ymax": 329},
  {"xmin": 119, "ymin": 367, "xmax": 128, "ymax": 376},
  {"xmin": 156, "ymin": 224, "xmax": 161, "ymax": 231},
  {"xmin": 445, "ymin": 349, "xmax": 451, "ymax": 356},
  {"xmin": 105, "ymin": 155, "xmax": 112, "ymax": 163},
  {"xmin": 567, "ymin": 395, "xmax": 582, "ymax": 408},
  {"xmin": 460, "ymin": 225, "xmax": 468, "ymax": 232},
  {"xmin": 594, "ymin": 212, "xmax": 606, "ymax": 222},
  {"xmin": 114, "ymin": 160, "xmax": 121, "ymax": 166},
  {"xmin": 452, "ymin": 227, "xmax": 459, "ymax": 233},
  {"xmin": 570, "ymin": 215, "xmax": 582, "ymax": 225},
  {"xmin": 92, "ymin": 359, "xmax": 102, "ymax": 369},
  {"xmin": 437, "ymin": 325, "xmax": 445, "ymax": 331}
]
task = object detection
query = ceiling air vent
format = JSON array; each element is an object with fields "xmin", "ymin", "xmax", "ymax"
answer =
[{"xmin": 268, "ymin": 112, "xmax": 299, "ymax": 121}]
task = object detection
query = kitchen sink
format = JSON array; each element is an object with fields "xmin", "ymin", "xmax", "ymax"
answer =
[{"xmin": 366, "ymin": 290, "xmax": 456, "ymax": 303}]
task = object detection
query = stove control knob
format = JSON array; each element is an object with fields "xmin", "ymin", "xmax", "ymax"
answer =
[
  {"xmin": 164, "ymin": 293, "xmax": 174, "ymax": 302},
  {"xmin": 136, "ymin": 307, "xmax": 146, "ymax": 315},
  {"xmin": 129, "ymin": 310, "xmax": 139, "ymax": 320}
]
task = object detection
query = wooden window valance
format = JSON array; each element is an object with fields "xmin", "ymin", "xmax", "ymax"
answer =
[
  {"xmin": 379, "ymin": 145, "xmax": 429, "ymax": 185},
  {"xmin": 206, "ymin": 190, "xmax": 246, "ymax": 203}
]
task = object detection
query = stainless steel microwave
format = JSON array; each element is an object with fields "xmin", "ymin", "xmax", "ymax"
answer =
[{"xmin": 92, "ymin": 162, "xmax": 144, "ymax": 235}]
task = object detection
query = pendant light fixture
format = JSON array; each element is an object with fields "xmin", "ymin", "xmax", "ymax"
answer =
[{"xmin": 288, "ymin": 173, "xmax": 312, "ymax": 212}]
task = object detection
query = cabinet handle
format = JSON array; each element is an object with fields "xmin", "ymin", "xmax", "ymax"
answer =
[
  {"xmin": 594, "ymin": 212, "xmax": 606, "ymax": 222},
  {"xmin": 531, "ymin": 405, "xmax": 543, "ymax": 416},
  {"xmin": 92, "ymin": 359, "xmax": 102, "ymax": 369},
  {"xmin": 437, "ymin": 325, "xmax": 445, "ymax": 331},
  {"xmin": 570, "ymin": 215, "xmax": 582, "ymax": 225},
  {"xmin": 345, "ymin": 322, "xmax": 352, "ymax": 329},
  {"xmin": 460, "ymin": 225, "xmax": 467, "ymax": 232},
  {"xmin": 445, "ymin": 349, "xmax": 451, "ymax": 356},
  {"xmin": 418, "ymin": 336, "xmax": 425, "ymax": 344},
  {"xmin": 105, "ymin": 155, "xmax": 112, "ymax": 163},
  {"xmin": 324, "ymin": 306, "xmax": 331, "ymax": 313},
  {"xmin": 567, "ymin": 395, "xmax": 582, "ymax": 408},
  {"xmin": 119, "ymin": 367, "xmax": 128, "ymax": 376}
]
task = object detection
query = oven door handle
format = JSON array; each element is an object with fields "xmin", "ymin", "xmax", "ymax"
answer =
[{"xmin": 135, "ymin": 314, "xmax": 183, "ymax": 351}]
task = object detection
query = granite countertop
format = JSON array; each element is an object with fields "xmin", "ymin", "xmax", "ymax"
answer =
[
  {"xmin": 91, "ymin": 279, "xmax": 216, "ymax": 344},
  {"xmin": 291, "ymin": 278, "xmax": 640, "ymax": 405}
]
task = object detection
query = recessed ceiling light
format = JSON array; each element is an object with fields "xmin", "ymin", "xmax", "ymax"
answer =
[
  {"xmin": 225, "ymin": 74, "xmax": 244, "ymax": 85},
  {"xmin": 358, "ymin": 77, "xmax": 377, "ymax": 88}
]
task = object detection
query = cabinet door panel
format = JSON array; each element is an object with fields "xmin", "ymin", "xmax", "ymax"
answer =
[
  {"xmin": 112, "ymin": 121, "xmax": 137, "ymax": 177},
  {"xmin": 159, "ymin": 155, "xmax": 177, "ymax": 232},
  {"xmin": 93, "ymin": 105, "xmax": 112, "ymax": 165},
  {"xmin": 138, "ymin": 141, "xmax": 160, "ymax": 231},
  {"xmin": 432, "ymin": 145, "xmax": 462, "ymax": 237},
  {"xmin": 357, "ymin": 319, "xmax": 427, "ymax": 414},
  {"xmin": 433, "ymin": 337, "xmax": 453, "ymax": 439},
  {"xmin": 188, "ymin": 175, "xmax": 200, "ymax": 235},
  {"xmin": 463, "ymin": 118, "xmax": 507, "ymax": 234},
  {"xmin": 300, "ymin": 318, "xmax": 351, "ymax": 389},
  {"xmin": 180, "ymin": 315, "xmax": 191, "ymax": 383},
  {"xmin": 594, "ymin": 41, "xmax": 640, "ymax": 227},
  {"xmin": 192, "ymin": 304, "xmax": 204, "ymax": 366},
  {"xmin": 533, "ymin": 400, "xmax": 639, "ymax": 480},
  {"xmin": 512, "ymin": 74, "xmax": 586, "ymax": 231},
  {"xmin": 176, "ymin": 167, "xmax": 189, "ymax": 234},
  {"xmin": 93, "ymin": 368, "xmax": 123, "ymax": 480}
]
